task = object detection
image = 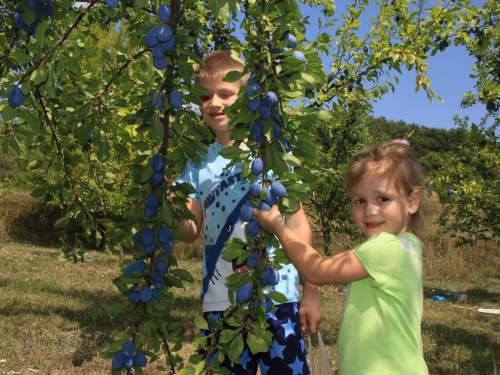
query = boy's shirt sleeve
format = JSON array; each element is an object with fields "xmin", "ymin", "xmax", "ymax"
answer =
[{"xmin": 176, "ymin": 158, "xmax": 201, "ymax": 202}]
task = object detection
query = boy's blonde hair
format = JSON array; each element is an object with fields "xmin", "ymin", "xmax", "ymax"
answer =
[
  {"xmin": 194, "ymin": 50, "xmax": 247, "ymax": 85},
  {"xmin": 344, "ymin": 142, "xmax": 429, "ymax": 235}
]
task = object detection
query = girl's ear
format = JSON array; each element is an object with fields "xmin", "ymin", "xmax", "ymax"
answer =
[{"xmin": 408, "ymin": 190, "xmax": 421, "ymax": 214}]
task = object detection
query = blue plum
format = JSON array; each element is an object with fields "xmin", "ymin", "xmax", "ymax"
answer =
[
  {"xmin": 112, "ymin": 351, "xmax": 124, "ymax": 370},
  {"xmin": 146, "ymin": 194, "xmax": 159, "ymax": 210},
  {"xmin": 145, "ymin": 27, "xmax": 159, "ymax": 47},
  {"xmin": 151, "ymin": 153, "xmax": 165, "ymax": 171},
  {"xmin": 271, "ymin": 181, "xmax": 286, "ymax": 198},
  {"xmin": 282, "ymin": 32, "xmax": 297, "ymax": 48},
  {"xmin": 259, "ymin": 103, "xmax": 272, "ymax": 120},
  {"xmin": 8, "ymin": 86, "xmax": 25, "ymax": 108},
  {"xmin": 122, "ymin": 340, "xmax": 135, "ymax": 357},
  {"xmin": 264, "ymin": 92, "xmax": 278, "ymax": 108},
  {"xmin": 239, "ymin": 201, "xmax": 255, "ymax": 222},
  {"xmin": 158, "ymin": 4, "xmax": 171, "ymax": 21},
  {"xmin": 149, "ymin": 171, "xmax": 164, "ymax": 186},
  {"xmin": 134, "ymin": 351, "xmax": 147, "ymax": 367},
  {"xmin": 158, "ymin": 226, "xmax": 172, "ymax": 243},
  {"xmin": 246, "ymin": 252, "xmax": 259, "ymax": 269},
  {"xmin": 246, "ymin": 219, "xmax": 261, "ymax": 237},
  {"xmin": 169, "ymin": 90, "xmax": 183, "ymax": 109},
  {"xmin": 157, "ymin": 24, "xmax": 173, "ymax": 42},
  {"xmin": 251, "ymin": 158, "xmax": 264, "ymax": 176},
  {"xmin": 248, "ymin": 183, "xmax": 262, "ymax": 197},
  {"xmin": 236, "ymin": 283, "xmax": 253, "ymax": 303},
  {"xmin": 263, "ymin": 186, "xmax": 277, "ymax": 206},
  {"xmin": 247, "ymin": 97, "xmax": 261, "ymax": 112}
]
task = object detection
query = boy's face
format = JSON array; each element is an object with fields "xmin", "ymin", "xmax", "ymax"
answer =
[
  {"xmin": 198, "ymin": 77, "xmax": 241, "ymax": 136},
  {"xmin": 351, "ymin": 173, "xmax": 420, "ymax": 238}
]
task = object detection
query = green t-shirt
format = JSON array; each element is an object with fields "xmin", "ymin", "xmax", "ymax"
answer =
[{"xmin": 337, "ymin": 232, "xmax": 428, "ymax": 375}]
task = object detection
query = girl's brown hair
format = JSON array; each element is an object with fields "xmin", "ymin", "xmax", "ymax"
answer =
[{"xmin": 344, "ymin": 142, "xmax": 429, "ymax": 235}]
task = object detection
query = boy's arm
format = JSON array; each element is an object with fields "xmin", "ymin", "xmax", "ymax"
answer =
[
  {"xmin": 254, "ymin": 205, "xmax": 369, "ymax": 285},
  {"xmin": 284, "ymin": 203, "xmax": 322, "ymax": 336},
  {"xmin": 175, "ymin": 197, "xmax": 203, "ymax": 243}
]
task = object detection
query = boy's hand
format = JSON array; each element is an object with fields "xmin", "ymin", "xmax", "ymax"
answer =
[{"xmin": 252, "ymin": 205, "xmax": 285, "ymax": 234}]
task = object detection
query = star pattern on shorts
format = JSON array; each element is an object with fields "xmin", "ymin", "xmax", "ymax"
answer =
[
  {"xmin": 269, "ymin": 338, "xmax": 287, "ymax": 359},
  {"xmin": 259, "ymin": 359, "xmax": 270, "ymax": 375},
  {"xmin": 287, "ymin": 355, "xmax": 305, "ymax": 375},
  {"xmin": 282, "ymin": 317, "xmax": 297, "ymax": 337},
  {"xmin": 239, "ymin": 348, "xmax": 251, "ymax": 369}
]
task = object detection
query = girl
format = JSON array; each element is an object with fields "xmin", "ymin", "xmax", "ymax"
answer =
[{"xmin": 253, "ymin": 141, "xmax": 429, "ymax": 374}]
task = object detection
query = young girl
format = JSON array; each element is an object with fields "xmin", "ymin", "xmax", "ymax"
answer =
[{"xmin": 252, "ymin": 141, "xmax": 429, "ymax": 374}]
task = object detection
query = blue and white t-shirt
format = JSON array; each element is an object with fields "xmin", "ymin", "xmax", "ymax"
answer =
[{"xmin": 176, "ymin": 141, "xmax": 300, "ymax": 312}]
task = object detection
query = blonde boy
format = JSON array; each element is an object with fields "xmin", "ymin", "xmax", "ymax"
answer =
[{"xmin": 175, "ymin": 51, "xmax": 321, "ymax": 374}]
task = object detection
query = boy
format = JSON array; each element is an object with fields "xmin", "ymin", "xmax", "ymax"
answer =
[{"xmin": 175, "ymin": 50, "xmax": 321, "ymax": 374}]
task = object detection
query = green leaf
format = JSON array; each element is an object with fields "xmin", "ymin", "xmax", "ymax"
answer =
[
  {"xmin": 9, "ymin": 131, "xmax": 32, "ymax": 159},
  {"xmin": 77, "ymin": 102, "xmax": 93, "ymax": 119},
  {"xmin": 44, "ymin": 70, "xmax": 57, "ymax": 97},
  {"xmin": 134, "ymin": 0, "xmax": 148, "ymax": 10},
  {"xmin": 107, "ymin": 302, "xmax": 126, "ymax": 314},
  {"xmin": 160, "ymin": 204, "xmax": 174, "ymax": 227},
  {"xmin": 219, "ymin": 329, "xmax": 238, "ymax": 343},
  {"xmin": 283, "ymin": 153, "xmax": 301, "ymax": 167},
  {"xmin": 65, "ymin": 54, "xmax": 83, "ymax": 76},
  {"xmin": 27, "ymin": 159, "xmax": 43, "ymax": 170},
  {"xmin": 194, "ymin": 359, "xmax": 206, "ymax": 375},
  {"xmin": 269, "ymin": 291, "xmax": 288, "ymax": 303},
  {"xmin": 247, "ymin": 333, "xmax": 268, "ymax": 355},
  {"xmin": 223, "ymin": 71, "xmax": 246, "ymax": 82},
  {"xmin": 113, "ymin": 143, "xmax": 130, "ymax": 157},
  {"xmin": 194, "ymin": 316, "xmax": 209, "ymax": 330},
  {"xmin": 97, "ymin": 140, "xmax": 111, "ymax": 163},
  {"xmin": 9, "ymin": 50, "xmax": 33, "ymax": 65},
  {"xmin": 35, "ymin": 22, "xmax": 49, "ymax": 48},
  {"xmin": 207, "ymin": 0, "xmax": 230, "ymax": 23},
  {"xmin": 19, "ymin": 109, "xmax": 43, "ymax": 135},
  {"xmin": 170, "ymin": 269, "xmax": 194, "ymax": 282},
  {"xmin": 76, "ymin": 122, "xmax": 94, "ymax": 144},
  {"xmin": 150, "ymin": 114, "xmax": 164, "ymax": 143},
  {"xmin": 2, "ymin": 105, "xmax": 18, "ymax": 122},
  {"xmin": 31, "ymin": 65, "xmax": 48, "ymax": 86},
  {"xmin": 166, "ymin": 274, "xmax": 184, "ymax": 288},
  {"xmin": 228, "ymin": 334, "xmax": 244, "ymax": 363},
  {"xmin": 178, "ymin": 368, "xmax": 195, "ymax": 375},
  {"xmin": 31, "ymin": 187, "xmax": 47, "ymax": 198}
]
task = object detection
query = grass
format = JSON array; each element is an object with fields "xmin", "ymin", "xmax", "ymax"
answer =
[
  {"xmin": 0, "ymin": 194, "xmax": 499, "ymax": 374},
  {"xmin": 0, "ymin": 236, "xmax": 499, "ymax": 375}
]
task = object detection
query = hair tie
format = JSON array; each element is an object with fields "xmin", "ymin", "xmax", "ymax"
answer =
[{"xmin": 391, "ymin": 139, "xmax": 410, "ymax": 146}]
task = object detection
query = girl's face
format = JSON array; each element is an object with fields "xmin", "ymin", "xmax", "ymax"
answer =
[{"xmin": 351, "ymin": 173, "xmax": 420, "ymax": 238}]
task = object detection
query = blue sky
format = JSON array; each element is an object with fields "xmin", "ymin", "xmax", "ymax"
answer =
[
  {"xmin": 369, "ymin": 44, "xmax": 484, "ymax": 130},
  {"xmin": 297, "ymin": 1, "xmax": 488, "ymax": 131}
]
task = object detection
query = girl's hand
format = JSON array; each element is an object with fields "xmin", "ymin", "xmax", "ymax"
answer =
[{"xmin": 252, "ymin": 205, "xmax": 285, "ymax": 234}]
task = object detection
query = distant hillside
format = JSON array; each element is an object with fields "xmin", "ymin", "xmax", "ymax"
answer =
[{"xmin": 365, "ymin": 116, "xmax": 466, "ymax": 156}]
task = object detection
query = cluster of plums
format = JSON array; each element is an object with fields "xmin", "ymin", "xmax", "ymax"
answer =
[
  {"xmin": 235, "ymin": 262, "xmax": 279, "ymax": 313},
  {"xmin": 248, "ymin": 109, "xmax": 291, "ymax": 153},
  {"xmin": 112, "ymin": 340, "xmax": 147, "ymax": 371},
  {"xmin": 239, "ymin": 180, "xmax": 286, "ymax": 238},
  {"xmin": 144, "ymin": 5, "xmax": 183, "ymax": 110},
  {"xmin": 13, "ymin": 0, "xmax": 54, "ymax": 34}
]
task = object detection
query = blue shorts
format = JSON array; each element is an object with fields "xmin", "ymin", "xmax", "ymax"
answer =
[{"xmin": 202, "ymin": 302, "xmax": 310, "ymax": 375}]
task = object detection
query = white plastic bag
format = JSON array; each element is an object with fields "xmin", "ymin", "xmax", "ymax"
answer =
[{"xmin": 308, "ymin": 331, "xmax": 332, "ymax": 375}]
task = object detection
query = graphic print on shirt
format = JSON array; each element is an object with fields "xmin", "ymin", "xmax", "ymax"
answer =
[
  {"xmin": 398, "ymin": 236, "xmax": 421, "ymax": 269},
  {"xmin": 201, "ymin": 182, "xmax": 249, "ymax": 303}
]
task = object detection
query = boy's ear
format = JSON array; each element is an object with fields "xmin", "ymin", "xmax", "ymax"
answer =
[{"xmin": 408, "ymin": 190, "xmax": 421, "ymax": 214}]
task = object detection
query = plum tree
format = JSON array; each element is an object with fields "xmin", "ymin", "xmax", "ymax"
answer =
[{"xmin": 1, "ymin": 0, "xmax": 499, "ymax": 373}]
